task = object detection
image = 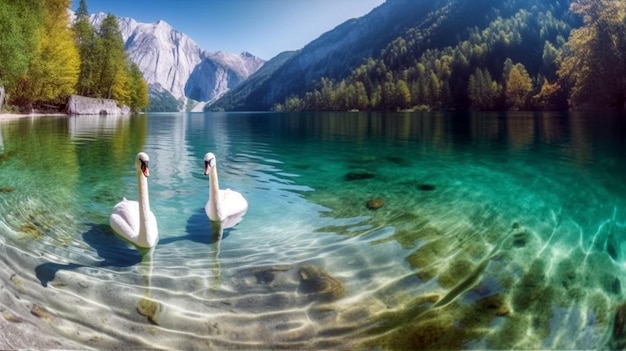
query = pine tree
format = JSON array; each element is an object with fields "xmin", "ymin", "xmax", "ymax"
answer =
[
  {"xmin": 96, "ymin": 14, "xmax": 127, "ymax": 99},
  {"xmin": 468, "ymin": 68, "xmax": 498, "ymax": 110},
  {"xmin": 73, "ymin": 0, "xmax": 99, "ymax": 96},
  {"xmin": 128, "ymin": 63, "xmax": 149, "ymax": 112}
]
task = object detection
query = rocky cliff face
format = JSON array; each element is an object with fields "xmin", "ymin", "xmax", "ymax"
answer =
[{"xmin": 89, "ymin": 13, "xmax": 265, "ymax": 110}]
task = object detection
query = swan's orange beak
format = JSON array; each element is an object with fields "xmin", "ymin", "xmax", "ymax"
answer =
[
  {"xmin": 204, "ymin": 161, "xmax": 210, "ymax": 176},
  {"xmin": 141, "ymin": 163, "xmax": 150, "ymax": 177}
]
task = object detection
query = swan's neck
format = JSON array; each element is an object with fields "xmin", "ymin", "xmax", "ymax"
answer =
[
  {"xmin": 208, "ymin": 167, "xmax": 221, "ymax": 220},
  {"xmin": 137, "ymin": 170, "xmax": 154, "ymax": 240}
]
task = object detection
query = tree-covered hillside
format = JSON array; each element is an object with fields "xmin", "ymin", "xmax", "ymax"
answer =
[
  {"xmin": 273, "ymin": 0, "xmax": 583, "ymax": 112},
  {"xmin": 0, "ymin": 0, "xmax": 148, "ymax": 113},
  {"xmin": 215, "ymin": 0, "xmax": 626, "ymax": 112}
]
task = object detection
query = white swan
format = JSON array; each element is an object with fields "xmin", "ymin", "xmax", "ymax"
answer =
[
  {"xmin": 110, "ymin": 152, "xmax": 158, "ymax": 248},
  {"xmin": 204, "ymin": 152, "xmax": 248, "ymax": 229}
]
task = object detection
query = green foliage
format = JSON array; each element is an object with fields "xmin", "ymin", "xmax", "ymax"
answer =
[
  {"xmin": 468, "ymin": 68, "xmax": 499, "ymax": 110},
  {"xmin": 0, "ymin": 0, "xmax": 148, "ymax": 111},
  {"xmin": 128, "ymin": 63, "xmax": 149, "ymax": 112},
  {"xmin": 0, "ymin": 0, "xmax": 44, "ymax": 92},
  {"xmin": 504, "ymin": 62, "xmax": 532, "ymax": 110},
  {"xmin": 73, "ymin": 0, "xmax": 99, "ymax": 96},
  {"xmin": 12, "ymin": 0, "xmax": 79, "ymax": 105},
  {"xmin": 276, "ymin": 1, "xmax": 574, "ymax": 112},
  {"xmin": 96, "ymin": 14, "xmax": 127, "ymax": 100},
  {"xmin": 148, "ymin": 86, "xmax": 181, "ymax": 112},
  {"xmin": 557, "ymin": 0, "xmax": 626, "ymax": 109}
]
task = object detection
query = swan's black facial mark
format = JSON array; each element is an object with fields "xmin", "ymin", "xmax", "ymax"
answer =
[{"xmin": 140, "ymin": 160, "xmax": 149, "ymax": 177}]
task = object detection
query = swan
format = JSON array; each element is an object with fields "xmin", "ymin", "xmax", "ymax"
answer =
[
  {"xmin": 110, "ymin": 152, "xmax": 158, "ymax": 248},
  {"xmin": 204, "ymin": 152, "xmax": 248, "ymax": 229}
]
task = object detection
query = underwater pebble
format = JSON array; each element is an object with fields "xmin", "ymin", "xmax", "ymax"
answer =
[
  {"xmin": 366, "ymin": 198, "xmax": 384, "ymax": 210},
  {"xmin": 31, "ymin": 305, "xmax": 54, "ymax": 320}
]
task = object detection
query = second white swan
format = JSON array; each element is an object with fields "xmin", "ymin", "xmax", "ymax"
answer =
[
  {"xmin": 110, "ymin": 152, "xmax": 159, "ymax": 248},
  {"xmin": 204, "ymin": 152, "xmax": 248, "ymax": 229}
]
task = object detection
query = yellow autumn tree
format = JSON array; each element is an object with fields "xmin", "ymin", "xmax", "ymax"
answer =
[
  {"xmin": 505, "ymin": 62, "xmax": 532, "ymax": 110},
  {"xmin": 111, "ymin": 64, "xmax": 130, "ymax": 107},
  {"xmin": 15, "ymin": 0, "xmax": 79, "ymax": 105}
]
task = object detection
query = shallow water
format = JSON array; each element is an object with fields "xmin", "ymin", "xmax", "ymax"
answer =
[{"xmin": 1, "ymin": 111, "xmax": 626, "ymax": 349}]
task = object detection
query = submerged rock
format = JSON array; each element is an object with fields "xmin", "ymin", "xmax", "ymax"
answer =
[
  {"xmin": 613, "ymin": 301, "xmax": 626, "ymax": 348},
  {"xmin": 366, "ymin": 198, "xmax": 384, "ymax": 210},
  {"xmin": 344, "ymin": 171, "xmax": 375, "ymax": 181},
  {"xmin": 417, "ymin": 184, "xmax": 436, "ymax": 191},
  {"xmin": 31, "ymin": 305, "xmax": 54, "ymax": 321},
  {"xmin": 0, "ymin": 186, "xmax": 14, "ymax": 193},
  {"xmin": 138, "ymin": 297, "xmax": 161, "ymax": 325},
  {"xmin": 298, "ymin": 265, "xmax": 345, "ymax": 302}
]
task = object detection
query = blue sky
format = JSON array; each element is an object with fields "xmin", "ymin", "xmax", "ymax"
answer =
[{"xmin": 71, "ymin": 0, "xmax": 386, "ymax": 60}]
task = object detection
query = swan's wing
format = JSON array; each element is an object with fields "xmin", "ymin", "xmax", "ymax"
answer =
[
  {"xmin": 221, "ymin": 189, "xmax": 248, "ymax": 214},
  {"xmin": 145, "ymin": 210, "xmax": 159, "ymax": 247},
  {"xmin": 219, "ymin": 189, "xmax": 248, "ymax": 228},
  {"xmin": 109, "ymin": 199, "xmax": 140, "ymax": 240}
]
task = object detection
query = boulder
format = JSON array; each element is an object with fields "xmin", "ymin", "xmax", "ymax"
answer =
[{"xmin": 66, "ymin": 95, "xmax": 130, "ymax": 115}]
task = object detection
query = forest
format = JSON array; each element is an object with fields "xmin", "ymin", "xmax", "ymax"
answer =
[
  {"xmin": 0, "ymin": 0, "xmax": 148, "ymax": 113},
  {"xmin": 274, "ymin": 0, "xmax": 626, "ymax": 112}
]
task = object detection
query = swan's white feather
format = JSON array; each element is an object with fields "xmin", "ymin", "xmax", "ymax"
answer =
[
  {"xmin": 109, "ymin": 152, "xmax": 159, "ymax": 249},
  {"xmin": 205, "ymin": 188, "xmax": 248, "ymax": 227},
  {"xmin": 110, "ymin": 198, "xmax": 158, "ymax": 248}
]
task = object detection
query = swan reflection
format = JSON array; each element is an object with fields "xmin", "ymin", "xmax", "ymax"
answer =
[{"xmin": 137, "ymin": 248, "xmax": 161, "ymax": 325}]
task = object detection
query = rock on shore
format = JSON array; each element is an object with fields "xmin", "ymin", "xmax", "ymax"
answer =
[{"xmin": 66, "ymin": 95, "xmax": 130, "ymax": 115}]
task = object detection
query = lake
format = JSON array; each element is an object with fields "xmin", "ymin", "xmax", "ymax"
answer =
[{"xmin": 0, "ymin": 111, "xmax": 625, "ymax": 349}]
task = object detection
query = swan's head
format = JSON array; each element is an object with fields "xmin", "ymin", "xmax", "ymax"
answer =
[
  {"xmin": 136, "ymin": 152, "xmax": 150, "ymax": 177},
  {"xmin": 204, "ymin": 152, "xmax": 216, "ymax": 175}
]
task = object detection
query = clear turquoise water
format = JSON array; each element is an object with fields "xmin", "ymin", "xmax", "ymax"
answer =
[{"xmin": 1, "ymin": 111, "xmax": 626, "ymax": 349}]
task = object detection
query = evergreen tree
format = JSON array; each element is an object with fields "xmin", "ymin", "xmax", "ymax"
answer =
[
  {"xmin": 96, "ymin": 14, "xmax": 127, "ymax": 99},
  {"xmin": 73, "ymin": 0, "xmax": 99, "ymax": 96},
  {"xmin": 128, "ymin": 63, "xmax": 149, "ymax": 112},
  {"xmin": 558, "ymin": 0, "xmax": 626, "ymax": 109},
  {"xmin": 468, "ymin": 68, "xmax": 498, "ymax": 110}
]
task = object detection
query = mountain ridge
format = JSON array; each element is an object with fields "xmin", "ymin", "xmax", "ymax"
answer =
[
  {"xmin": 210, "ymin": 0, "xmax": 580, "ymax": 111},
  {"xmin": 88, "ymin": 12, "xmax": 265, "ymax": 111}
]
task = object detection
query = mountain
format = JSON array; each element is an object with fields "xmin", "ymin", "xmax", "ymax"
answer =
[
  {"xmin": 89, "ymin": 13, "xmax": 265, "ymax": 112},
  {"xmin": 210, "ymin": 0, "xmax": 461, "ymax": 111},
  {"xmin": 206, "ymin": 51, "xmax": 298, "ymax": 111},
  {"xmin": 210, "ymin": 0, "xmax": 579, "ymax": 111}
]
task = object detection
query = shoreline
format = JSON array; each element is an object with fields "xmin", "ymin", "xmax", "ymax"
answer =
[{"xmin": 0, "ymin": 112, "xmax": 69, "ymax": 120}]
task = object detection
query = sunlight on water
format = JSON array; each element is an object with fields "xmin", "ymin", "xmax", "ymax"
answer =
[{"xmin": 1, "ymin": 112, "xmax": 626, "ymax": 349}]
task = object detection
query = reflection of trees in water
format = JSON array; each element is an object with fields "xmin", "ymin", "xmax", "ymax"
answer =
[{"xmin": 0, "ymin": 115, "xmax": 148, "ymax": 244}]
